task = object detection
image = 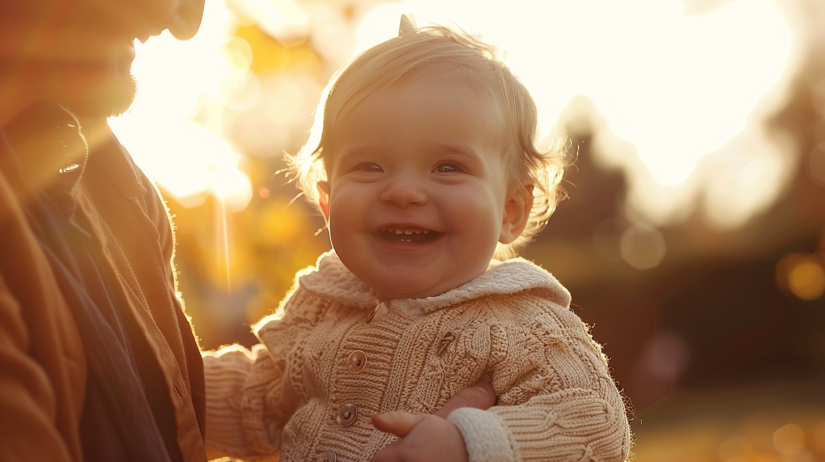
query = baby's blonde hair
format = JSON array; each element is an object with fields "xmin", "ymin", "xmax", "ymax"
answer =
[{"xmin": 287, "ymin": 24, "xmax": 567, "ymax": 258}]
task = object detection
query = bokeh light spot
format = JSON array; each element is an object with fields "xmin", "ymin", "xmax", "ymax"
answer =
[
  {"xmin": 773, "ymin": 423, "xmax": 805, "ymax": 456},
  {"xmin": 788, "ymin": 260, "xmax": 825, "ymax": 301},
  {"xmin": 777, "ymin": 253, "xmax": 825, "ymax": 301},
  {"xmin": 642, "ymin": 333, "xmax": 690, "ymax": 382},
  {"xmin": 620, "ymin": 225, "xmax": 667, "ymax": 270},
  {"xmin": 210, "ymin": 168, "xmax": 253, "ymax": 212},
  {"xmin": 223, "ymin": 36, "xmax": 254, "ymax": 72}
]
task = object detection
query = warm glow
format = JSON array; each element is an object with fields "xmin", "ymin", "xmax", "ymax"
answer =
[
  {"xmin": 110, "ymin": 0, "xmax": 794, "ymax": 228},
  {"xmin": 109, "ymin": 0, "xmax": 253, "ymax": 211},
  {"xmin": 358, "ymin": 0, "xmax": 794, "ymax": 228}
]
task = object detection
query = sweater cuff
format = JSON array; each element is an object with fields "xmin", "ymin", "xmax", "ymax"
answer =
[
  {"xmin": 447, "ymin": 408, "xmax": 517, "ymax": 462},
  {"xmin": 202, "ymin": 346, "xmax": 255, "ymax": 458}
]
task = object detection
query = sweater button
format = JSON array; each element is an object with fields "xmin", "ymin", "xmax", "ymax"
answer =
[
  {"xmin": 319, "ymin": 452, "xmax": 337, "ymax": 462},
  {"xmin": 347, "ymin": 350, "xmax": 367, "ymax": 373},
  {"xmin": 336, "ymin": 404, "xmax": 358, "ymax": 427}
]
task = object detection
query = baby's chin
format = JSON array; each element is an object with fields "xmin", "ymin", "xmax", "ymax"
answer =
[{"xmin": 365, "ymin": 267, "xmax": 488, "ymax": 301}]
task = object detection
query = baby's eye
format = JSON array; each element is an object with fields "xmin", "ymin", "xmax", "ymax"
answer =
[
  {"xmin": 354, "ymin": 162, "xmax": 383, "ymax": 173},
  {"xmin": 434, "ymin": 163, "xmax": 462, "ymax": 173}
]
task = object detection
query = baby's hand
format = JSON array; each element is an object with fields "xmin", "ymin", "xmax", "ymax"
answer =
[
  {"xmin": 369, "ymin": 381, "xmax": 494, "ymax": 462},
  {"xmin": 369, "ymin": 412, "xmax": 468, "ymax": 462}
]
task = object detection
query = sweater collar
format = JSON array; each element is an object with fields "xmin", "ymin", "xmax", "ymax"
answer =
[{"xmin": 298, "ymin": 250, "xmax": 571, "ymax": 314}]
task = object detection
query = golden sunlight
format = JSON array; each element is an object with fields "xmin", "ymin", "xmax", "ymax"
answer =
[
  {"xmin": 358, "ymin": 0, "xmax": 794, "ymax": 228},
  {"xmin": 110, "ymin": 0, "xmax": 794, "ymax": 230},
  {"xmin": 110, "ymin": 0, "xmax": 253, "ymax": 211}
]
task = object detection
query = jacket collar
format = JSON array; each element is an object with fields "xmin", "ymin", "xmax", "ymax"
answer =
[
  {"xmin": 79, "ymin": 118, "xmax": 147, "ymax": 198},
  {"xmin": 298, "ymin": 250, "xmax": 571, "ymax": 314},
  {"xmin": 1, "ymin": 102, "xmax": 87, "ymax": 198},
  {"xmin": 0, "ymin": 102, "xmax": 146, "ymax": 200}
]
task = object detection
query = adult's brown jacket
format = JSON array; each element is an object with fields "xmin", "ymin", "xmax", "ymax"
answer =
[{"xmin": 0, "ymin": 108, "xmax": 206, "ymax": 461}]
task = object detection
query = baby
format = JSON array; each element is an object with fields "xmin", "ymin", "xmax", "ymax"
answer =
[{"xmin": 204, "ymin": 22, "xmax": 631, "ymax": 462}]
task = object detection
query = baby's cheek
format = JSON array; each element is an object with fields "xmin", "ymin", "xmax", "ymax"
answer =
[
  {"xmin": 447, "ymin": 200, "xmax": 501, "ymax": 254},
  {"xmin": 454, "ymin": 182, "xmax": 503, "ymax": 219},
  {"xmin": 327, "ymin": 195, "xmax": 361, "ymax": 241}
]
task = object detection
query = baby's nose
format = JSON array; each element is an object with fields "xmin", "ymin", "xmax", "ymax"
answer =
[{"xmin": 379, "ymin": 174, "xmax": 428, "ymax": 207}]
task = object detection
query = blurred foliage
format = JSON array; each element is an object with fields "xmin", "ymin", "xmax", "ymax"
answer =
[
  {"xmin": 236, "ymin": 24, "xmax": 323, "ymax": 79},
  {"xmin": 165, "ymin": 11, "xmax": 335, "ymax": 348},
  {"xmin": 169, "ymin": 183, "xmax": 329, "ymax": 348}
]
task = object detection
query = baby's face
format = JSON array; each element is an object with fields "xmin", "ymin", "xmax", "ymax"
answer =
[{"xmin": 322, "ymin": 73, "xmax": 526, "ymax": 300}]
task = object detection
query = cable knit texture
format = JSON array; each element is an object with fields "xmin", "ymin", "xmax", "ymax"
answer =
[{"xmin": 203, "ymin": 251, "xmax": 631, "ymax": 462}]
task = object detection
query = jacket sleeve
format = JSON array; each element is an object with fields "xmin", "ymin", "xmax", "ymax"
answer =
[
  {"xmin": 0, "ymin": 272, "xmax": 75, "ymax": 462},
  {"xmin": 447, "ymin": 298, "xmax": 631, "ymax": 462},
  {"xmin": 202, "ymin": 286, "xmax": 325, "ymax": 461}
]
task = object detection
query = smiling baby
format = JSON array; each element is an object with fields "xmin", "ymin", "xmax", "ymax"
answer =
[{"xmin": 203, "ymin": 23, "xmax": 631, "ymax": 462}]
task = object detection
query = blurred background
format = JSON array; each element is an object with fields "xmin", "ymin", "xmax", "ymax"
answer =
[{"xmin": 109, "ymin": 0, "xmax": 825, "ymax": 460}]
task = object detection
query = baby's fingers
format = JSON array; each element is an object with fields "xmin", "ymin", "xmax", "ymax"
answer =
[{"xmin": 371, "ymin": 411, "xmax": 426, "ymax": 437}]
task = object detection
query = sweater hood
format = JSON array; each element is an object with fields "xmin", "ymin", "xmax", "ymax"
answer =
[{"xmin": 298, "ymin": 250, "xmax": 571, "ymax": 314}]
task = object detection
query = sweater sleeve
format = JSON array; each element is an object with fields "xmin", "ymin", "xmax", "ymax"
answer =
[
  {"xmin": 202, "ymin": 344, "xmax": 256, "ymax": 461},
  {"xmin": 202, "ymin": 286, "xmax": 326, "ymax": 461},
  {"xmin": 448, "ymin": 298, "xmax": 631, "ymax": 462}
]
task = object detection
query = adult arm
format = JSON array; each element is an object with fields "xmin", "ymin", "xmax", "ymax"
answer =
[
  {"xmin": 0, "ymin": 164, "xmax": 83, "ymax": 461},
  {"xmin": 0, "ymin": 272, "xmax": 74, "ymax": 462}
]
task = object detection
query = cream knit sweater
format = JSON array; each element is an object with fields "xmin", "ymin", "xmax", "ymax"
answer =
[{"xmin": 203, "ymin": 251, "xmax": 631, "ymax": 462}]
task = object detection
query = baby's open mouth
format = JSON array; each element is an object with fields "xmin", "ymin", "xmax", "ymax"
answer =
[{"xmin": 379, "ymin": 228, "xmax": 441, "ymax": 243}]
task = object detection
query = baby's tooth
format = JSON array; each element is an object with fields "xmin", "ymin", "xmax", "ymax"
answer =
[
  {"xmin": 395, "ymin": 230, "xmax": 403, "ymax": 234},
  {"xmin": 423, "ymin": 231, "xmax": 429, "ymax": 234},
  {"xmin": 404, "ymin": 230, "xmax": 413, "ymax": 235}
]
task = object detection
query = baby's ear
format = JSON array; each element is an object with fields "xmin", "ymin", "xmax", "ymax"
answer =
[
  {"xmin": 499, "ymin": 186, "xmax": 533, "ymax": 244},
  {"xmin": 317, "ymin": 181, "xmax": 331, "ymax": 221}
]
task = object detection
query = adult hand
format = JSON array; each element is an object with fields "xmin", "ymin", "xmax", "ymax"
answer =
[{"xmin": 368, "ymin": 381, "xmax": 495, "ymax": 462}]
